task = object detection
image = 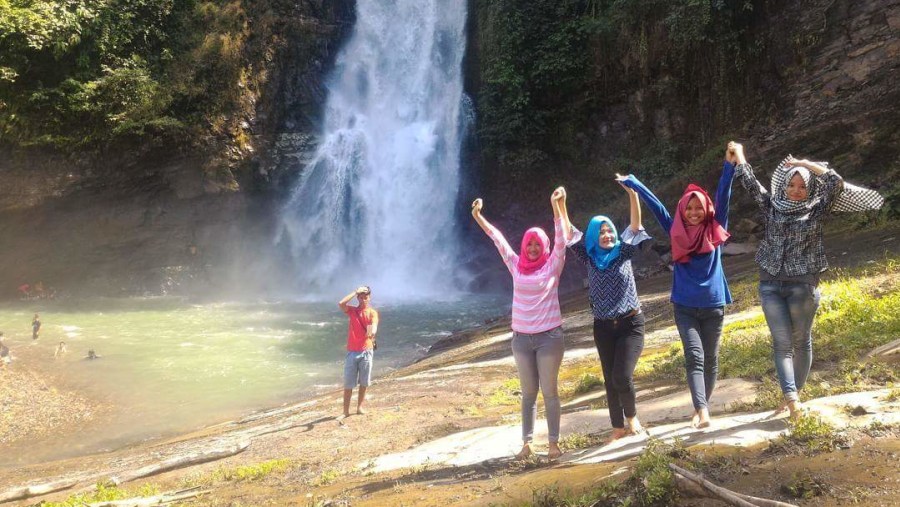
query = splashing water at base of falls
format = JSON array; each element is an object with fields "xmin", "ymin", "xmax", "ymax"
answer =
[{"xmin": 278, "ymin": 1, "xmax": 470, "ymax": 301}]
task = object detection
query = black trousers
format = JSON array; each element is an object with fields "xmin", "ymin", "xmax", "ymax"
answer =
[{"xmin": 593, "ymin": 312, "xmax": 645, "ymax": 428}]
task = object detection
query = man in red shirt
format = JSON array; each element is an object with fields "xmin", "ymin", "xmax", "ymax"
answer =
[{"xmin": 338, "ymin": 285, "xmax": 379, "ymax": 419}]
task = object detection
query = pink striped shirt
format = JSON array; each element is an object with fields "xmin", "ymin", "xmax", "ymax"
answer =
[{"xmin": 487, "ymin": 218, "xmax": 582, "ymax": 334}]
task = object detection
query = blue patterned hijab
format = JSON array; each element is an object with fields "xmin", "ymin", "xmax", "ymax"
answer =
[{"xmin": 585, "ymin": 216, "xmax": 621, "ymax": 270}]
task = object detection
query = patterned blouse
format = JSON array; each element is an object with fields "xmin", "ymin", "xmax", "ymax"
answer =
[
  {"xmin": 735, "ymin": 164, "xmax": 844, "ymax": 277},
  {"xmin": 569, "ymin": 227, "xmax": 651, "ymax": 320}
]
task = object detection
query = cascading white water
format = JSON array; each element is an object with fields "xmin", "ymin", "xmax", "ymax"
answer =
[{"xmin": 277, "ymin": 1, "xmax": 469, "ymax": 300}]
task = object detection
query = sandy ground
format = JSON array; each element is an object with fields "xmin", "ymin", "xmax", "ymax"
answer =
[{"xmin": 0, "ymin": 223, "xmax": 898, "ymax": 506}]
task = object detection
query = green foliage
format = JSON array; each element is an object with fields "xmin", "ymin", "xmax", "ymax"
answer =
[
  {"xmin": 487, "ymin": 377, "xmax": 522, "ymax": 406},
  {"xmin": 312, "ymin": 467, "xmax": 341, "ymax": 487},
  {"xmin": 558, "ymin": 431, "xmax": 605, "ymax": 451},
  {"xmin": 572, "ymin": 371, "xmax": 604, "ymax": 395},
  {"xmin": 632, "ymin": 438, "xmax": 686, "ymax": 506},
  {"xmin": 781, "ymin": 472, "xmax": 829, "ymax": 499},
  {"xmin": 774, "ymin": 412, "xmax": 847, "ymax": 454},
  {"xmin": 476, "ymin": 0, "xmax": 762, "ymax": 179},
  {"xmin": 522, "ymin": 482, "xmax": 618, "ymax": 507},
  {"xmin": 0, "ymin": 0, "xmax": 249, "ymax": 148},
  {"xmin": 184, "ymin": 458, "xmax": 293, "ymax": 487},
  {"xmin": 43, "ymin": 482, "xmax": 160, "ymax": 507}
]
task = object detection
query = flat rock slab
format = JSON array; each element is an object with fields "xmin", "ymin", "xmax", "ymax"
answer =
[
  {"xmin": 364, "ymin": 388, "xmax": 898, "ymax": 474},
  {"xmin": 364, "ymin": 378, "xmax": 758, "ymax": 472}
]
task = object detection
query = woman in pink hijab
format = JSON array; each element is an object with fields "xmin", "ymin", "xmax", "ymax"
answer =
[{"xmin": 471, "ymin": 187, "xmax": 581, "ymax": 460}]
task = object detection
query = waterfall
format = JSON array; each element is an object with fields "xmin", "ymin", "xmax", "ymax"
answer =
[{"xmin": 277, "ymin": 1, "xmax": 469, "ymax": 300}]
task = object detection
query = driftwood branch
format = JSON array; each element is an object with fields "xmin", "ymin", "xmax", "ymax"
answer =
[
  {"xmin": 100, "ymin": 439, "xmax": 251, "ymax": 487},
  {"xmin": 0, "ymin": 478, "xmax": 78, "ymax": 504},
  {"xmin": 669, "ymin": 463, "xmax": 797, "ymax": 507},
  {"xmin": 87, "ymin": 486, "xmax": 206, "ymax": 506}
]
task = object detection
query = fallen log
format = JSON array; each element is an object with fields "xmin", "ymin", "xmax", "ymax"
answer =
[
  {"xmin": 0, "ymin": 478, "xmax": 78, "ymax": 504},
  {"xmin": 669, "ymin": 463, "xmax": 797, "ymax": 507},
  {"xmin": 87, "ymin": 486, "xmax": 206, "ymax": 506},
  {"xmin": 100, "ymin": 439, "xmax": 250, "ymax": 487}
]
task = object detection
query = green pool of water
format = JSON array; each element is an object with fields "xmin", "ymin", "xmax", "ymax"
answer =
[{"xmin": 0, "ymin": 296, "xmax": 508, "ymax": 465}]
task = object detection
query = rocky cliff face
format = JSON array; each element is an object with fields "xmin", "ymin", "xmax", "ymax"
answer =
[{"xmin": 0, "ymin": 1, "xmax": 355, "ymax": 297}]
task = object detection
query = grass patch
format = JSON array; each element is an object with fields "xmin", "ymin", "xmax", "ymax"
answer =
[
  {"xmin": 312, "ymin": 467, "xmax": 341, "ymax": 487},
  {"xmin": 558, "ymin": 360, "xmax": 604, "ymax": 399},
  {"xmin": 557, "ymin": 432, "xmax": 605, "ymax": 452},
  {"xmin": 487, "ymin": 378, "xmax": 522, "ymax": 406},
  {"xmin": 770, "ymin": 412, "xmax": 847, "ymax": 454},
  {"xmin": 514, "ymin": 482, "xmax": 618, "ymax": 507},
  {"xmin": 512, "ymin": 439, "xmax": 690, "ymax": 506},
  {"xmin": 570, "ymin": 372, "xmax": 604, "ymax": 396},
  {"xmin": 184, "ymin": 458, "xmax": 292, "ymax": 487},
  {"xmin": 629, "ymin": 438, "xmax": 687, "ymax": 506},
  {"xmin": 42, "ymin": 483, "xmax": 160, "ymax": 507},
  {"xmin": 885, "ymin": 388, "xmax": 900, "ymax": 403},
  {"xmin": 781, "ymin": 472, "xmax": 830, "ymax": 499}
]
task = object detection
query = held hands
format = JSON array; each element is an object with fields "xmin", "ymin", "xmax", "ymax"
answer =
[
  {"xmin": 726, "ymin": 141, "xmax": 746, "ymax": 165},
  {"xmin": 471, "ymin": 198, "xmax": 483, "ymax": 218},
  {"xmin": 784, "ymin": 155, "xmax": 810, "ymax": 168},
  {"xmin": 615, "ymin": 173, "xmax": 635, "ymax": 194},
  {"xmin": 551, "ymin": 186, "xmax": 567, "ymax": 204}
]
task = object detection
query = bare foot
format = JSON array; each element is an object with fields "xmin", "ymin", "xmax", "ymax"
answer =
[
  {"xmin": 696, "ymin": 408, "xmax": 711, "ymax": 429},
  {"xmin": 606, "ymin": 427, "xmax": 628, "ymax": 444},
  {"xmin": 626, "ymin": 417, "xmax": 646, "ymax": 435},
  {"xmin": 336, "ymin": 413, "xmax": 349, "ymax": 425},
  {"xmin": 547, "ymin": 443, "xmax": 563, "ymax": 461},
  {"xmin": 690, "ymin": 411, "xmax": 701, "ymax": 428},
  {"xmin": 357, "ymin": 406, "xmax": 367, "ymax": 415},
  {"xmin": 787, "ymin": 400, "xmax": 804, "ymax": 419},
  {"xmin": 515, "ymin": 444, "xmax": 533, "ymax": 460}
]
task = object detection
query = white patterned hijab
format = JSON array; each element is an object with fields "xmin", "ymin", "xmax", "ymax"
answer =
[{"xmin": 770, "ymin": 156, "xmax": 884, "ymax": 217}]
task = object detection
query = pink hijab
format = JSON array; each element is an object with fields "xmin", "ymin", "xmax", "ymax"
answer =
[
  {"xmin": 517, "ymin": 227, "xmax": 551, "ymax": 275},
  {"xmin": 670, "ymin": 184, "xmax": 730, "ymax": 263}
]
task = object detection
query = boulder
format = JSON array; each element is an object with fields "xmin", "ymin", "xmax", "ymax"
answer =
[{"xmin": 722, "ymin": 241, "xmax": 758, "ymax": 256}]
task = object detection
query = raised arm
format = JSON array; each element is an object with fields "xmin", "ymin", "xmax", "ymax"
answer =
[
  {"xmin": 339, "ymin": 287, "xmax": 366, "ymax": 313},
  {"xmin": 617, "ymin": 174, "xmax": 642, "ymax": 232},
  {"xmin": 714, "ymin": 141, "xmax": 741, "ymax": 230},
  {"xmin": 552, "ymin": 186, "xmax": 574, "ymax": 242},
  {"xmin": 618, "ymin": 174, "xmax": 673, "ymax": 232},
  {"xmin": 733, "ymin": 144, "xmax": 769, "ymax": 212},
  {"xmin": 547, "ymin": 186, "xmax": 582, "ymax": 275},
  {"xmin": 786, "ymin": 155, "xmax": 845, "ymax": 213},
  {"xmin": 471, "ymin": 198, "xmax": 517, "ymax": 271}
]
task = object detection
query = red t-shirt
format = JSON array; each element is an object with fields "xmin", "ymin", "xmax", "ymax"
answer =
[{"xmin": 344, "ymin": 305, "xmax": 378, "ymax": 352}]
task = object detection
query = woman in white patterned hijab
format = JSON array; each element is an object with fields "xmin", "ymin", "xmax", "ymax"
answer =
[{"xmin": 735, "ymin": 151, "xmax": 883, "ymax": 418}]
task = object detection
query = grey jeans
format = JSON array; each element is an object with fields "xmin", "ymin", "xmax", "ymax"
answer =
[{"xmin": 511, "ymin": 326, "xmax": 565, "ymax": 443}]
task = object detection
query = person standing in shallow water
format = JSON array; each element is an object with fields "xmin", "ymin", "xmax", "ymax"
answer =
[
  {"xmin": 567, "ymin": 177, "xmax": 651, "ymax": 442},
  {"xmin": 734, "ymin": 146, "xmax": 882, "ymax": 418},
  {"xmin": 471, "ymin": 187, "xmax": 581, "ymax": 461},
  {"xmin": 32, "ymin": 313, "xmax": 41, "ymax": 340},
  {"xmin": 338, "ymin": 285, "xmax": 379, "ymax": 419},
  {"xmin": 620, "ymin": 141, "xmax": 740, "ymax": 429}
]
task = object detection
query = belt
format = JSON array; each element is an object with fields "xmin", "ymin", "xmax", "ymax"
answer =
[{"xmin": 600, "ymin": 308, "xmax": 640, "ymax": 323}]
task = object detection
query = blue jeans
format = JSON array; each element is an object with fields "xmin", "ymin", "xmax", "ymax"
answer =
[
  {"xmin": 673, "ymin": 304, "xmax": 725, "ymax": 410},
  {"xmin": 343, "ymin": 350, "xmax": 373, "ymax": 389},
  {"xmin": 759, "ymin": 281, "xmax": 820, "ymax": 402},
  {"xmin": 511, "ymin": 326, "xmax": 565, "ymax": 443}
]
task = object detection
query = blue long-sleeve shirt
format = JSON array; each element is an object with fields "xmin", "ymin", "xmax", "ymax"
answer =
[{"xmin": 621, "ymin": 162, "xmax": 739, "ymax": 308}]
